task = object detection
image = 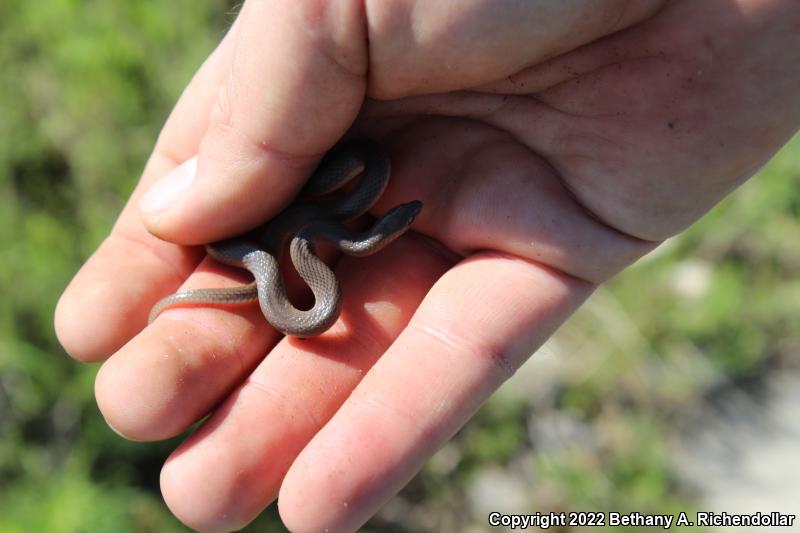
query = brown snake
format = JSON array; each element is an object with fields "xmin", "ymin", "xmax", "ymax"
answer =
[{"xmin": 148, "ymin": 140, "xmax": 422, "ymax": 337}]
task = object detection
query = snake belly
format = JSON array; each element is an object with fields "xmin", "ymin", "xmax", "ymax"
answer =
[{"xmin": 148, "ymin": 140, "xmax": 422, "ymax": 337}]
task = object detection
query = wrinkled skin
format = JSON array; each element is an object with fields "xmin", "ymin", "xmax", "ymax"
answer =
[{"xmin": 55, "ymin": 1, "xmax": 800, "ymax": 531}]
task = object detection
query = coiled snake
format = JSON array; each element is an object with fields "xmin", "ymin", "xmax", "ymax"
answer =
[{"xmin": 148, "ymin": 140, "xmax": 422, "ymax": 337}]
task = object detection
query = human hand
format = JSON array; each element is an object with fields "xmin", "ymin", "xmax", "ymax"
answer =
[{"xmin": 55, "ymin": 1, "xmax": 800, "ymax": 531}]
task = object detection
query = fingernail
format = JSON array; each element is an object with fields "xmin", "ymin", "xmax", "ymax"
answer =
[
  {"xmin": 139, "ymin": 156, "xmax": 197, "ymax": 214},
  {"xmin": 105, "ymin": 419, "xmax": 144, "ymax": 442}
]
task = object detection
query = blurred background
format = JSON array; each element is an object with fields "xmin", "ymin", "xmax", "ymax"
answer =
[{"xmin": 1, "ymin": 2, "xmax": 798, "ymax": 532}]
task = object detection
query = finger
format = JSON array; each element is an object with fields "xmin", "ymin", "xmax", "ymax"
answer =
[
  {"xmin": 278, "ymin": 253, "xmax": 593, "ymax": 532},
  {"xmin": 158, "ymin": 235, "xmax": 453, "ymax": 532},
  {"xmin": 55, "ymin": 22, "xmax": 240, "ymax": 362},
  {"xmin": 364, "ymin": 0, "xmax": 665, "ymax": 99},
  {"xmin": 93, "ymin": 224, "xmax": 347, "ymax": 440},
  {"xmin": 138, "ymin": 0, "xmax": 369, "ymax": 245},
  {"xmin": 94, "ymin": 255, "xmax": 278, "ymax": 441}
]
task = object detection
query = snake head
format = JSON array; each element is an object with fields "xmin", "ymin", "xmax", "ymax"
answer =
[{"xmin": 388, "ymin": 200, "xmax": 423, "ymax": 227}]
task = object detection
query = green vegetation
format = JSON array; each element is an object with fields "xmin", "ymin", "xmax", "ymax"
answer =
[{"xmin": 1, "ymin": 2, "xmax": 798, "ymax": 531}]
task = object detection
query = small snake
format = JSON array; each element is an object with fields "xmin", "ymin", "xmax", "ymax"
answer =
[{"xmin": 148, "ymin": 140, "xmax": 422, "ymax": 337}]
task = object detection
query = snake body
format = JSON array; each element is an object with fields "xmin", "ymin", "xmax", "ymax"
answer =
[{"xmin": 148, "ymin": 140, "xmax": 422, "ymax": 337}]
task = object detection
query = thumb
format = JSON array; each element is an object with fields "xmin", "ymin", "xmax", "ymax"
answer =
[{"xmin": 138, "ymin": 0, "xmax": 368, "ymax": 245}]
